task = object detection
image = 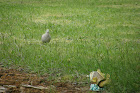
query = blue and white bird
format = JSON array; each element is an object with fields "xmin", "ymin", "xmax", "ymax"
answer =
[{"xmin": 41, "ymin": 29, "xmax": 51, "ymax": 43}]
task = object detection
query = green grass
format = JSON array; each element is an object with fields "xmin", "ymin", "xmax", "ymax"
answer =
[{"xmin": 0, "ymin": 0, "xmax": 140, "ymax": 92}]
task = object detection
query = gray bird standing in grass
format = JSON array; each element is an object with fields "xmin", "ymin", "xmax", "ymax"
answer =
[{"xmin": 41, "ymin": 29, "xmax": 51, "ymax": 43}]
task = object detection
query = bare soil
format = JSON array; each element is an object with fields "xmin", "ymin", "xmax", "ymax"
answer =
[{"xmin": 0, "ymin": 66, "xmax": 92, "ymax": 93}]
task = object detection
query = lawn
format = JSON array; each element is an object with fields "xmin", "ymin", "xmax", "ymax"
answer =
[{"xmin": 0, "ymin": 0, "xmax": 140, "ymax": 92}]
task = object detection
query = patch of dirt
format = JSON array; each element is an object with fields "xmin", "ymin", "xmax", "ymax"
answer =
[{"xmin": 0, "ymin": 66, "xmax": 92, "ymax": 93}]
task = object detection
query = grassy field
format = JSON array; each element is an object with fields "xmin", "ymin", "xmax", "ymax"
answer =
[{"xmin": 0, "ymin": 0, "xmax": 140, "ymax": 92}]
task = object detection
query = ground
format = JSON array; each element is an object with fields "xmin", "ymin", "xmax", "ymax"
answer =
[{"xmin": 0, "ymin": 66, "xmax": 97, "ymax": 93}]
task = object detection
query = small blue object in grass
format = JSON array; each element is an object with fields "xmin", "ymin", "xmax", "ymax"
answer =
[{"xmin": 90, "ymin": 84, "xmax": 104, "ymax": 91}]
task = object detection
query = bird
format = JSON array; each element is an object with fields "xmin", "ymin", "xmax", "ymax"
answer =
[{"xmin": 41, "ymin": 29, "xmax": 51, "ymax": 43}]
